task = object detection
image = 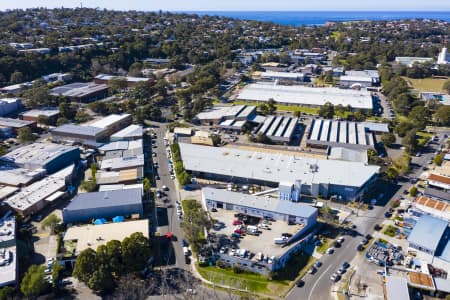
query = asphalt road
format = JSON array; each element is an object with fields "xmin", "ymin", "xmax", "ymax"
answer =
[
  {"xmin": 286, "ymin": 132, "xmax": 447, "ymax": 300},
  {"xmin": 152, "ymin": 123, "xmax": 189, "ymax": 270}
]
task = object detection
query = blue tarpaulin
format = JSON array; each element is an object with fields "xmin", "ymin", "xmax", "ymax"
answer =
[
  {"xmin": 112, "ymin": 216, "xmax": 124, "ymax": 223},
  {"xmin": 93, "ymin": 218, "xmax": 106, "ymax": 225}
]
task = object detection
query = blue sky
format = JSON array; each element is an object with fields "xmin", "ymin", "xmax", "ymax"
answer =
[{"xmin": 0, "ymin": 0, "xmax": 449, "ymax": 11}]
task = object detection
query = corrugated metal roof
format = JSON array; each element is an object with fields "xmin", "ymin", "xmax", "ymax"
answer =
[
  {"xmin": 64, "ymin": 188, "xmax": 142, "ymax": 211},
  {"xmin": 407, "ymin": 215, "xmax": 448, "ymax": 252}
]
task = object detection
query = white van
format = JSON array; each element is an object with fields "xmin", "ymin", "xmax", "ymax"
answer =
[
  {"xmin": 247, "ymin": 225, "xmax": 258, "ymax": 233},
  {"xmin": 183, "ymin": 246, "xmax": 189, "ymax": 256}
]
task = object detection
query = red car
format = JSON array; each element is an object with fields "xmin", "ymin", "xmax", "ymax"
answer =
[
  {"xmin": 234, "ymin": 229, "xmax": 244, "ymax": 234},
  {"xmin": 232, "ymin": 220, "xmax": 243, "ymax": 225}
]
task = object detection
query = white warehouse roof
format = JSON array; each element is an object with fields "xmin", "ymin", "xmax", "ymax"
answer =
[
  {"xmin": 179, "ymin": 143, "xmax": 379, "ymax": 188},
  {"xmin": 237, "ymin": 83, "xmax": 373, "ymax": 110}
]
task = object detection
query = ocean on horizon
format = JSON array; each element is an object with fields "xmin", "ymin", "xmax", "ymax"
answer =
[{"xmin": 190, "ymin": 11, "xmax": 450, "ymax": 26}]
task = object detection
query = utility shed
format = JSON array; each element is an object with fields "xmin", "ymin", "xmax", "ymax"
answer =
[{"xmin": 62, "ymin": 188, "xmax": 143, "ymax": 223}]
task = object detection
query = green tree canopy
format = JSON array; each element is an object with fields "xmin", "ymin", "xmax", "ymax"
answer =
[
  {"xmin": 41, "ymin": 213, "xmax": 61, "ymax": 234},
  {"xmin": 20, "ymin": 265, "xmax": 47, "ymax": 299},
  {"xmin": 318, "ymin": 102, "xmax": 334, "ymax": 119},
  {"xmin": 18, "ymin": 127, "xmax": 36, "ymax": 144},
  {"xmin": 443, "ymin": 80, "xmax": 450, "ymax": 94},
  {"xmin": 121, "ymin": 232, "xmax": 152, "ymax": 272},
  {"xmin": 73, "ymin": 248, "xmax": 98, "ymax": 283},
  {"xmin": 433, "ymin": 106, "xmax": 450, "ymax": 126},
  {"xmin": 380, "ymin": 132, "xmax": 396, "ymax": 147},
  {"xmin": 408, "ymin": 105, "xmax": 429, "ymax": 130},
  {"xmin": 402, "ymin": 130, "xmax": 418, "ymax": 155}
]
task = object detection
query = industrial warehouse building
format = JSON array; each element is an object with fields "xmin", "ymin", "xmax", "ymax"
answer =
[
  {"xmin": 237, "ymin": 83, "xmax": 374, "ymax": 110},
  {"xmin": 339, "ymin": 70, "xmax": 380, "ymax": 88},
  {"xmin": 0, "ymin": 142, "xmax": 80, "ymax": 174},
  {"xmin": 110, "ymin": 124, "xmax": 143, "ymax": 141},
  {"xmin": 256, "ymin": 71, "xmax": 307, "ymax": 83},
  {"xmin": 50, "ymin": 82, "xmax": 108, "ymax": 102},
  {"xmin": 62, "ymin": 188, "xmax": 143, "ymax": 224},
  {"xmin": 307, "ymin": 119, "xmax": 389, "ymax": 149},
  {"xmin": 407, "ymin": 215, "xmax": 448, "ymax": 256},
  {"xmin": 256, "ymin": 115, "xmax": 298, "ymax": 143},
  {"xmin": 180, "ymin": 143, "xmax": 379, "ymax": 201},
  {"xmin": 194, "ymin": 105, "xmax": 256, "ymax": 127},
  {"xmin": 21, "ymin": 107, "xmax": 59, "ymax": 124},
  {"xmin": 0, "ymin": 98, "xmax": 21, "ymax": 117},
  {"xmin": 94, "ymin": 74, "xmax": 151, "ymax": 87},
  {"xmin": 5, "ymin": 165, "xmax": 74, "ymax": 216},
  {"xmin": 203, "ymin": 187, "xmax": 318, "ymax": 226},
  {"xmin": 0, "ymin": 117, "xmax": 35, "ymax": 135},
  {"xmin": 51, "ymin": 114, "xmax": 132, "ymax": 146}
]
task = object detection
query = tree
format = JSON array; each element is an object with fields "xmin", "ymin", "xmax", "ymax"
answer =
[
  {"xmin": 434, "ymin": 153, "xmax": 444, "ymax": 166},
  {"xmin": 0, "ymin": 286, "xmax": 14, "ymax": 300},
  {"xmin": 56, "ymin": 117, "xmax": 68, "ymax": 126},
  {"xmin": 267, "ymin": 98, "xmax": 276, "ymax": 115},
  {"xmin": 9, "ymin": 70, "xmax": 23, "ymax": 84},
  {"xmin": 23, "ymin": 79, "xmax": 50, "ymax": 108},
  {"xmin": 143, "ymin": 177, "xmax": 151, "ymax": 194},
  {"xmin": 37, "ymin": 115, "xmax": 50, "ymax": 126},
  {"xmin": 121, "ymin": 232, "xmax": 151, "ymax": 272},
  {"xmin": 73, "ymin": 248, "xmax": 98, "ymax": 283},
  {"xmin": 75, "ymin": 110, "xmax": 91, "ymax": 123},
  {"xmin": 433, "ymin": 106, "xmax": 450, "ymax": 126},
  {"xmin": 106, "ymin": 240, "xmax": 123, "ymax": 275},
  {"xmin": 90, "ymin": 163, "xmax": 97, "ymax": 179},
  {"xmin": 20, "ymin": 265, "xmax": 47, "ymax": 299},
  {"xmin": 408, "ymin": 106, "xmax": 429, "ymax": 130},
  {"xmin": 318, "ymin": 102, "xmax": 334, "ymax": 119},
  {"xmin": 395, "ymin": 120, "xmax": 415, "ymax": 137},
  {"xmin": 108, "ymin": 77, "xmax": 128, "ymax": 94},
  {"xmin": 380, "ymin": 133, "xmax": 396, "ymax": 147},
  {"xmin": 88, "ymin": 265, "xmax": 115, "ymax": 293},
  {"xmin": 409, "ymin": 186, "xmax": 418, "ymax": 197},
  {"xmin": 443, "ymin": 80, "xmax": 450, "ymax": 94},
  {"xmin": 59, "ymin": 102, "xmax": 76, "ymax": 120},
  {"xmin": 18, "ymin": 127, "xmax": 36, "ymax": 143},
  {"xmin": 41, "ymin": 213, "xmax": 61, "ymax": 234},
  {"xmin": 386, "ymin": 166, "xmax": 399, "ymax": 180},
  {"xmin": 402, "ymin": 130, "xmax": 418, "ymax": 155},
  {"xmin": 81, "ymin": 179, "xmax": 97, "ymax": 192}
]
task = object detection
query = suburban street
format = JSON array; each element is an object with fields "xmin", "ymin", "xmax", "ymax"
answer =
[
  {"xmin": 286, "ymin": 131, "xmax": 448, "ymax": 300},
  {"xmin": 151, "ymin": 123, "xmax": 189, "ymax": 270}
]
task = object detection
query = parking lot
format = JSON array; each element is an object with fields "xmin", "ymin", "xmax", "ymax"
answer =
[{"xmin": 209, "ymin": 208, "xmax": 305, "ymax": 258}]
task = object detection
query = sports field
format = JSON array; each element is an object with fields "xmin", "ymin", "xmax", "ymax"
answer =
[{"xmin": 402, "ymin": 77, "xmax": 447, "ymax": 93}]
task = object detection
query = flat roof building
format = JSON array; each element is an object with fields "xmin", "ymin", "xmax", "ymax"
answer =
[
  {"xmin": 50, "ymin": 82, "xmax": 108, "ymax": 102},
  {"xmin": 339, "ymin": 70, "xmax": 380, "ymax": 88},
  {"xmin": 237, "ymin": 83, "xmax": 373, "ymax": 110},
  {"xmin": 395, "ymin": 57, "xmax": 434, "ymax": 67},
  {"xmin": 0, "ymin": 98, "xmax": 21, "ymax": 117},
  {"xmin": 1, "ymin": 143, "xmax": 79, "ymax": 174},
  {"xmin": 386, "ymin": 276, "xmax": 410, "ymax": 300},
  {"xmin": 5, "ymin": 165, "xmax": 73, "ymax": 216},
  {"xmin": 110, "ymin": 124, "xmax": 143, "ymax": 141},
  {"xmin": 0, "ymin": 117, "xmax": 35, "ymax": 133},
  {"xmin": 0, "ymin": 215, "xmax": 17, "ymax": 287},
  {"xmin": 94, "ymin": 74, "xmax": 151, "ymax": 87},
  {"xmin": 180, "ymin": 143, "xmax": 379, "ymax": 201},
  {"xmin": 22, "ymin": 107, "xmax": 59, "ymax": 124},
  {"xmin": 427, "ymin": 174, "xmax": 450, "ymax": 191},
  {"xmin": 51, "ymin": 114, "xmax": 132, "ymax": 146},
  {"xmin": 408, "ymin": 215, "xmax": 448, "ymax": 255},
  {"xmin": 62, "ymin": 188, "xmax": 143, "ymax": 223}
]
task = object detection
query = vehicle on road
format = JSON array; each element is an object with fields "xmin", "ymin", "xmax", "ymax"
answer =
[
  {"xmin": 342, "ymin": 262, "xmax": 350, "ymax": 269},
  {"xmin": 337, "ymin": 237, "xmax": 345, "ymax": 243},
  {"xmin": 296, "ymin": 280, "xmax": 305, "ymax": 287},
  {"xmin": 308, "ymin": 267, "xmax": 316, "ymax": 274},
  {"xmin": 326, "ymin": 247, "xmax": 334, "ymax": 254},
  {"xmin": 330, "ymin": 273, "xmax": 341, "ymax": 282},
  {"xmin": 314, "ymin": 261, "xmax": 322, "ymax": 268},
  {"xmin": 232, "ymin": 220, "xmax": 243, "ymax": 225},
  {"xmin": 162, "ymin": 185, "xmax": 169, "ymax": 191}
]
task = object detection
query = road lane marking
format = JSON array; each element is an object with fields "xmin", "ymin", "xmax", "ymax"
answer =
[{"xmin": 308, "ymin": 264, "xmax": 332, "ymax": 300}]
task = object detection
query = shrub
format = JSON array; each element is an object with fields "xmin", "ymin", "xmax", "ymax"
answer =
[{"xmin": 232, "ymin": 264, "xmax": 243, "ymax": 274}]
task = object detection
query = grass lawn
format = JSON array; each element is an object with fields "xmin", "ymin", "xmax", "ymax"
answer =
[
  {"xmin": 402, "ymin": 77, "xmax": 446, "ymax": 93},
  {"xmin": 316, "ymin": 239, "xmax": 330, "ymax": 254},
  {"xmin": 228, "ymin": 101, "xmax": 319, "ymax": 115},
  {"xmin": 197, "ymin": 251, "xmax": 314, "ymax": 297},
  {"xmin": 417, "ymin": 131, "xmax": 432, "ymax": 147}
]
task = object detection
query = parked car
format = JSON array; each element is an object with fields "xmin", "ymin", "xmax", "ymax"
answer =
[
  {"xmin": 326, "ymin": 247, "xmax": 334, "ymax": 254},
  {"xmin": 232, "ymin": 220, "xmax": 243, "ymax": 225},
  {"xmin": 330, "ymin": 273, "xmax": 341, "ymax": 282},
  {"xmin": 342, "ymin": 262, "xmax": 350, "ymax": 269},
  {"xmin": 296, "ymin": 280, "xmax": 305, "ymax": 287},
  {"xmin": 308, "ymin": 267, "xmax": 316, "ymax": 274},
  {"xmin": 234, "ymin": 229, "xmax": 244, "ymax": 235},
  {"xmin": 314, "ymin": 261, "xmax": 322, "ymax": 268}
]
